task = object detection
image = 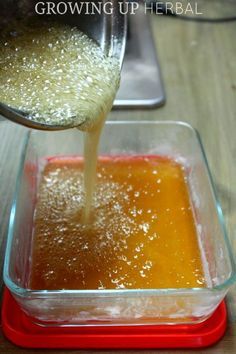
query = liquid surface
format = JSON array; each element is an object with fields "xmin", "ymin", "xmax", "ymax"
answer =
[
  {"xmin": 0, "ymin": 19, "xmax": 120, "ymax": 129},
  {"xmin": 30, "ymin": 156, "xmax": 205, "ymax": 290}
]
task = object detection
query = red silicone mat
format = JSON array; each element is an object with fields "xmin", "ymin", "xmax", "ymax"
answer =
[{"xmin": 1, "ymin": 288, "xmax": 226, "ymax": 349}]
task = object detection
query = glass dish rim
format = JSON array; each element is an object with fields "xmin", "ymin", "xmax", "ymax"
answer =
[{"xmin": 4, "ymin": 120, "xmax": 236, "ymax": 298}]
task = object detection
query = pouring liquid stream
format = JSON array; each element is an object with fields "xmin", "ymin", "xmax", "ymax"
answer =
[{"xmin": 83, "ymin": 119, "xmax": 105, "ymax": 223}]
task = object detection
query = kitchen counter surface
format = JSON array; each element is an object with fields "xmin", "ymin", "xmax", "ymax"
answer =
[{"xmin": 0, "ymin": 14, "xmax": 236, "ymax": 353}]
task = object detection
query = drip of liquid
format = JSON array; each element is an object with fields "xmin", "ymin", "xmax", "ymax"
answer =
[
  {"xmin": 30, "ymin": 156, "xmax": 206, "ymax": 290},
  {"xmin": 0, "ymin": 19, "xmax": 120, "ymax": 218},
  {"xmin": 83, "ymin": 120, "xmax": 105, "ymax": 223}
]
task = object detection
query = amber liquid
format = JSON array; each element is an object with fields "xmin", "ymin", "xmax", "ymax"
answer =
[{"xmin": 30, "ymin": 156, "xmax": 205, "ymax": 290}]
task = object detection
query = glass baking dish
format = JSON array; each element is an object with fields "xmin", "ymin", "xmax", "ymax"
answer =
[{"xmin": 3, "ymin": 121, "xmax": 236, "ymax": 326}]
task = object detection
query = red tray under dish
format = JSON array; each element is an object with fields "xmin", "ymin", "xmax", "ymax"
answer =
[{"xmin": 1, "ymin": 288, "xmax": 227, "ymax": 349}]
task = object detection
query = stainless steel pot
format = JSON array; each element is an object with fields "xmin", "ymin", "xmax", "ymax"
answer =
[{"xmin": 0, "ymin": 0, "xmax": 126, "ymax": 130}]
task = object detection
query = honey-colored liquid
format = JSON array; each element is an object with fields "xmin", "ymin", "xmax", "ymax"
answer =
[{"xmin": 30, "ymin": 156, "xmax": 205, "ymax": 290}]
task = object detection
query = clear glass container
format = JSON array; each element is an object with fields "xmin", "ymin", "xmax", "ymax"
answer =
[{"xmin": 3, "ymin": 121, "xmax": 236, "ymax": 326}]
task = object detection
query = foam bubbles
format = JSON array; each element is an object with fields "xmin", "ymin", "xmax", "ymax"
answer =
[{"xmin": 0, "ymin": 19, "xmax": 120, "ymax": 130}]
